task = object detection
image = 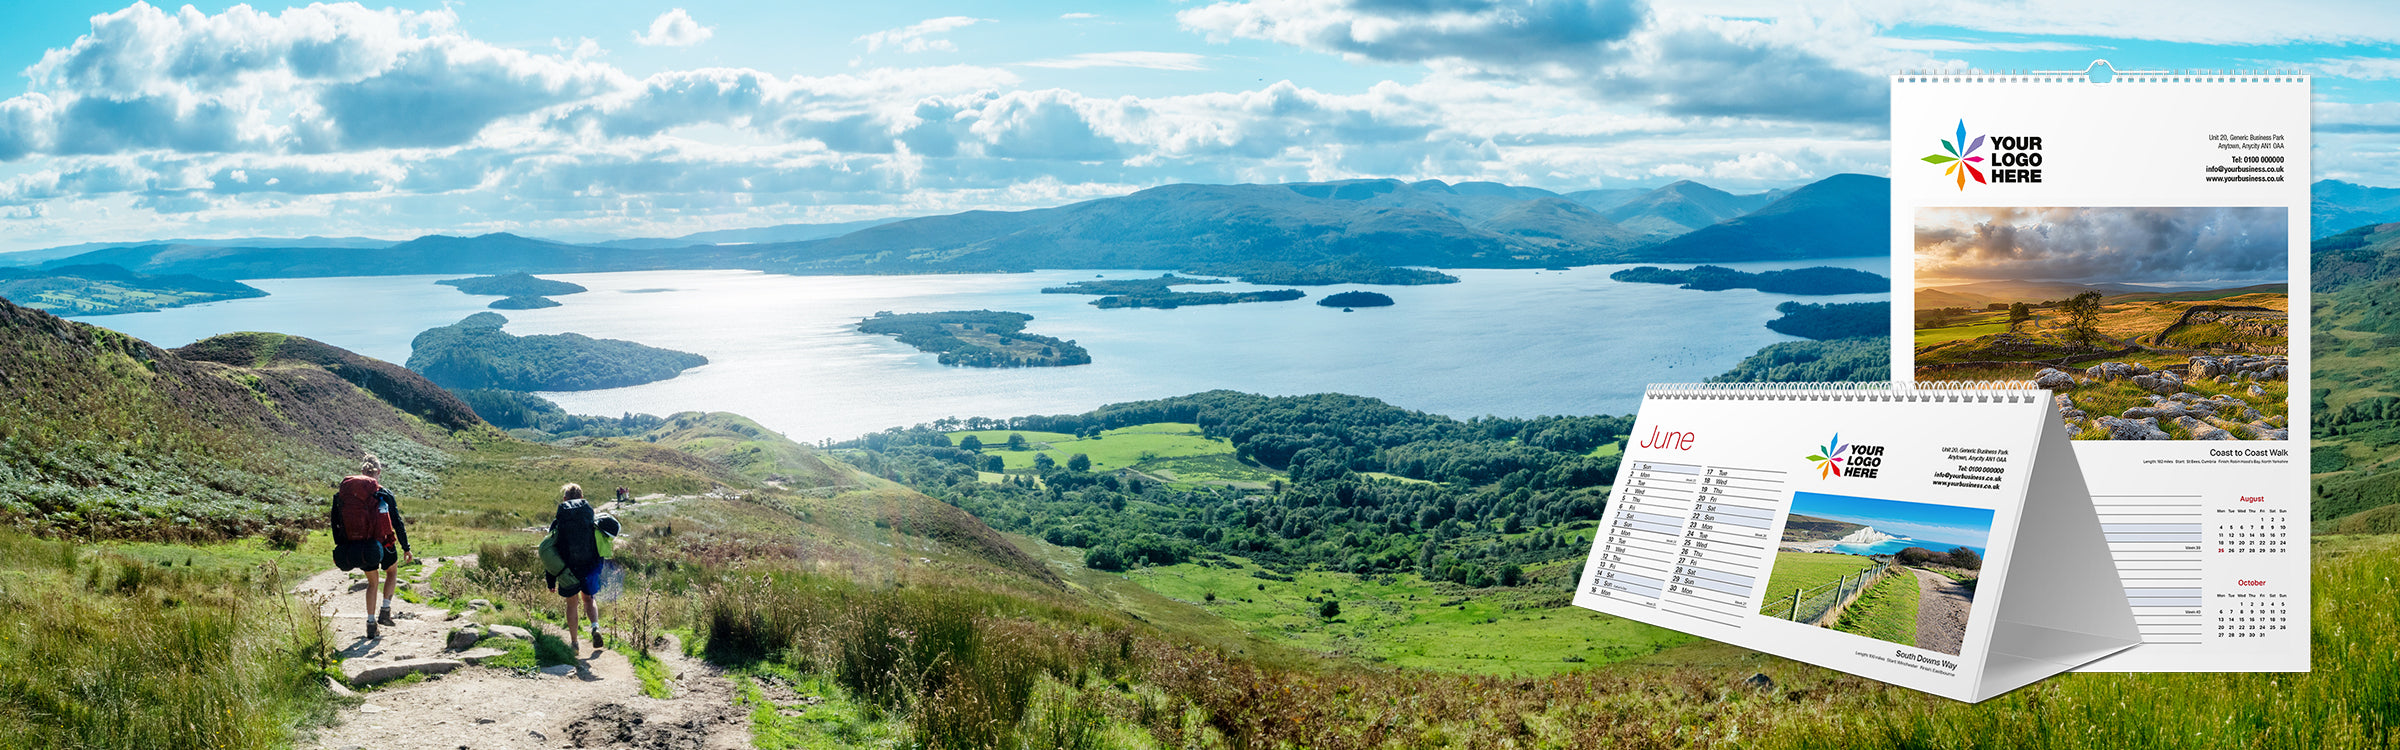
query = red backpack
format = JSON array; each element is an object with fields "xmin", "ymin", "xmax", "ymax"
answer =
[{"xmin": 335, "ymin": 476, "xmax": 393, "ymax": 543}]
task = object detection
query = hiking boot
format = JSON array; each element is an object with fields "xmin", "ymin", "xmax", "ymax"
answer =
[
  {"xmin": 366, "ymin": 620, "xmax": 380, "ymax": 639},
  {"xmin": 591, "ymin": 628, "xmax": 605, "ymax": 649},
  {"xmin": 378, "ymin": 608, "xmax": 396, "ymax": 626}
]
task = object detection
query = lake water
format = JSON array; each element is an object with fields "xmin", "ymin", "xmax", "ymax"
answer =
[
  {"xmin": 73, "ymin": 258, "xmax": 1889, "ymax": 443},
  {"xmin": 1832, "ymin": 538, "xmax": 1988, "ymax": 557}
]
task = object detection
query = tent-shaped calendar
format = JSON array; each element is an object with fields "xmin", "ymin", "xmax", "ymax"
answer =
[{"xmin": 1571, "ymin": 381, "xmax": 2139, "ymax": 702}]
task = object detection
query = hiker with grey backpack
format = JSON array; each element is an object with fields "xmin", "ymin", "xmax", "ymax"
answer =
[
  {"xmin": 329, "ymin": 454, "xmax": 412, "ymax": 639},
  {"xmin": 544, "ymin": 484, "xmax": 608, "ymax": 651}
]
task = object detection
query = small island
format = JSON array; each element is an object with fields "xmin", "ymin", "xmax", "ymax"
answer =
[
  {"xmin": 1041, "ymin": 275, "xmax": 1227, "ymax": 295},
  {"xmin": 1186, "ymin": 258, "xmax": 1458, "ymax": 286},
  {"xmin": 489, "ymin": 295, "xmax": 562, "ymax": 309},
  {"xmin": 857, "ymin": 310, "xmax": 1091, "ymax": 368},
  {"xmin": 1, "ymin": 264, "xmax": 267, "ymax": 315},
  {"xmin": 438, "ymin": 272, "xmax": 587, "ymax": 309},
  {"xmin": 1765, "ymin": 301, "xmax": 1890, "ymax": 341},
  {"xmin": 1610, "ymin": 265, "xmax": 1888, "ymax": 295},
  {"xmin": 1317, "ymin": 291, "xmax": 1395, "ymax": 308},
  {"xmin": 1093, "ymin": 289, "xmax": 1306, "ymax": 309},
  {"xmin": 406, "ymin": 312, "xmax": 708, "ymax": 391}
]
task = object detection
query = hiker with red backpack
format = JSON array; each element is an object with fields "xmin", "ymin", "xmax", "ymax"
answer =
[{"xmin": 330, "ymin": 454, "xmax": 411, "ymax": 639}]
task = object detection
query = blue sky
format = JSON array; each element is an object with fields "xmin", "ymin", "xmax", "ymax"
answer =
[
  {"xmin": 1791, "ymin": 491, "xmax": 1995, "ymax": 550},
  {"xmin": 0, "ymin": 1, "xmax": 2396, "ymax": 251}
]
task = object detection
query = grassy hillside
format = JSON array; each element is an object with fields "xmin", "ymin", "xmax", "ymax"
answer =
[{"xmin": 0, "ymin": 299, "xmax": 468, "ymax": 539}]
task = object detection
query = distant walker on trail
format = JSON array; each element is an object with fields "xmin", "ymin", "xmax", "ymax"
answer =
[{"xmin": 330, "ymin": 453, "xmax": 412, "ymax": 639}]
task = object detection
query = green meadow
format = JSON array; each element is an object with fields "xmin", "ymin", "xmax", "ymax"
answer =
[
  {"xmin": 1830, "ymin": 569, "xmax": 1919, "ymax": 645},
  {"xmin": 1758, "ymin": 551, "xmax": 1878, "ymax": 613},
  {"xmin": 951, "ymin": 422, "xmax": 1283, "ymax": 485}
]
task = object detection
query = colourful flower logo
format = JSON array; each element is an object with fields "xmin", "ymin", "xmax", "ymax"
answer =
[
  {"xmin": 1921, "ymin": 119, "xmax": 1985, "ymax": 190},
  {"xmin": 1806, "ymin": 433, "xmax": 1845, "ymax": 479}
]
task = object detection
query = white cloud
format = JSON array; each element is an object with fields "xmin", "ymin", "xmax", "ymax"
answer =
[
  {"xmin": 857, "ymin": 16, "xmax": 988, "ymax": 54},
  {"xmin": 1061, "ymin": 13, "xmax": 1099, "ymax": 21},
  {"xmin": 1876, "ymin": 38, "xmax": 2095, "ymax": 53},
  {"xmin": 1022, "ymin": 52, "xmax": 1209, "ymax": 71},
  {"xmin": 634, "ymin": 9, "xmax": 714, "ymax": 47},
  {"xmin": 2310, "ymin": 56, "xmax": 2400, "ymax": 81},
  {"xmin": 1178, "ymin": 1, "xmax": 1917, "ymax": 124}
]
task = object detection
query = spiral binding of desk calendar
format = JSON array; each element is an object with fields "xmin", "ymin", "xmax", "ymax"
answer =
[{"xmin": 1643, "ymin": 381, "xmax": 2043, "ymax": 404}]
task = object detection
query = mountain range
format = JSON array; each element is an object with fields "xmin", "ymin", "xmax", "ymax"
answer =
[
  {"xmin": 13, "ymin": 176, "xmax": 2393, "ymax": 284},
  {"xmin": 2, "ymin": 176, "xmax": 1869, "ymax": 281}
]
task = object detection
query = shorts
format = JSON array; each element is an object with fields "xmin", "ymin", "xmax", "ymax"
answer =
[
  {"xmin": 556, "ymin": 563, "xmax": 603, "ymax": 599},
  {"xmin": 333, "ymin": 539, "xmax": 388, "ymax": 572}
]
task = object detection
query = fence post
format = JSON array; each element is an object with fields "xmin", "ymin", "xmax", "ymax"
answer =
[{"xmin": 1790, "ymin": 588, "xmax": 1801, "ymax": 620}]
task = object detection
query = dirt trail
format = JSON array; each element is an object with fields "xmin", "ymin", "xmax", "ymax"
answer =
[
  {"xmin": 298, "ymin": 556, "xmax": 748, "ymax": 750},
  {"xmin": 1911, "ymin": 567, "xmax": 1974, "ymax": 656}
]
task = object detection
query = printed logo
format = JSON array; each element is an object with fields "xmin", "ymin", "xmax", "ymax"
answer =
[
  {"xmin": 1806, "ymin": 434, "xmax": 1847, "ymax": 479},
  {"xmin": 1921, "ymin": 120, "xmax": 1986, "ymax": 190},
  {"xmin": 1806, "ymin": 433, "xmax": 1887, "ymax": 479},
  {"xmin": 1921, "ymin": 119, "xmax": 2044, "ymax": 190}
]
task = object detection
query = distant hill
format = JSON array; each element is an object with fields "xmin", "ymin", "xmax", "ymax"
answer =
[
  {"xmin": 25, "ymin": 175, "xmax": 1898, "ymax": 281},
  {"xmin": 0, "ymin": 263, "xmax": 267, "ymax": 315},
  {"xmin": 43, "ymin": 233, "xmax": 746, "ymax": 279},
  {"xmin": 1634, "ymin": 174, "xmax": 1889, "ymax": 261},
  {"xmin": 2314, "ymin": 181, "xmax": 2400, "ymax": 239},
  {"xmin": 752, "ymin": 179, "xmax": 1653, "ymax": 274},
  {"xmin": 0, "ymin": 235, "xmax": 397, "ymax": 266},
  {"xmin": 1912, "ymin": 279, "xmax": 2163, "ymax": 309},
  {"xmin": 584, "ymin": 218, "xmax": 909, "ymax": 249},
  {"xmin": 1602, "ymin": 180, "xmax": 1779, "ymax": 238},
  {"xmin": 1781, "ymin": 514, "xmax": 1868, "ymax": 542}
]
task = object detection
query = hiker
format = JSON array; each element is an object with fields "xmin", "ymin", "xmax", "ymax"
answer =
[
  {"xmin": 550, "ymin": 483, "xmax": 605, "ymax": 650},
  {"xmin": 615, "ymin": 486, "xmax": 630, "ymax": 505},
  {"xmin": 330, "ymin": 454, "xmax": 411, "ymax": 639}
]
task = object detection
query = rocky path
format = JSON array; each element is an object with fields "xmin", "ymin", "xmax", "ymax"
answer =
[
  {"xmin": 1911, "ymin": 567, "xmax": 1974, "ymax": 657},
  {"xmin": 299, "ymin": 557, "xmax": 748, "ymax": 750}
]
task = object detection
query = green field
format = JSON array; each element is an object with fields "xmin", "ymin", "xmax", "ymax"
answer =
[
  {"xmin": 1758, "ymin": 551, "xmax": 1878, "ymax": 614},
  {"xmin": 1830, "ymin": 569, "xmax": 1920, "ymax": 645},
  {"xmin": 1124, "ymin": 557, "xmax": 1692, "ymax": 676},
  {"xmin": 951, "ymin": 422, "xmax": 1283, "ymax": 485},
  {"xmin": 1914, "ymin": 318, "xmax": 2012, "ymax": 347}
]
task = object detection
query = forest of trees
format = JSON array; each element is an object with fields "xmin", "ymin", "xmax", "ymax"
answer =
[
  {"xmin": 1763, "ymin": 300, "xmax": 1891, "ymax": 341},
  {"xmin": 406, "ymin": 312, "xmax": 710, "ymax": 391},
  {"xmin": 1609, "ymin": 265, "xmax": 1888, "ymax": 295},
  {"xmin": 835, "ymin": 391, "xmax": 1630, "ymax": 586},
  {"xmin": 1318, "ymin": 291, "xmax": 1396, "ymax": 308},
  {"xmin": 451, "ymin": 387, "xmax": 667, "ymax": 438},
  {"xmin": 855, "ymin": 310, "xmax": 1092, "ymax": 368},
  {"xmin": 1091, "ymin": 289, "xmax": 1307, "ymax": 309}
]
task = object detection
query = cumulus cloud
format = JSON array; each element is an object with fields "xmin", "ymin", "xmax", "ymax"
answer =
[
  {"xmin": 858, "ymin": 17, "xmax": 988, "ymax": 54},
  {"xmin": 0, "ymin": 2, "xmax": 630, "ymax": 159},
  {"xmin": 634, "ymin": 9, "xmax": 714, "ymax": 47},
  {"xmin": 1915, "ymin": 207, "xmax": 2289, "ymax": 285},
  {"xmin": 1022, "ymin": 52, "xmax": 1209, "ymax": 70},
  {"xmin": 1178, "ymin": 0, "xmax": 1902, "ymax": 124}
]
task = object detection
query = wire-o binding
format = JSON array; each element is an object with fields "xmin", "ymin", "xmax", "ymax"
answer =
[{"xmin": 1645, "ymin": 381, "xmax": 2041, "ymax": 404}]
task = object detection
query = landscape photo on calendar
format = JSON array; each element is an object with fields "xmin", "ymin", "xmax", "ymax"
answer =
[
  {"xmin": 1913, "ymin": 206, "xmax": 2292, "ymax": 441},
  {"xmin": 1764, "ymin": 492, "xmax": 1993, "ymax": 656}
]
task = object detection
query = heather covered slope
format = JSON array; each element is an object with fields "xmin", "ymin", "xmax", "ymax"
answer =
[{"xmin": 0, "ymin": 298, "xmax": 465, "ymax": 538}]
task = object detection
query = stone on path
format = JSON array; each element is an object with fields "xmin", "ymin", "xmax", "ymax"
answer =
[
  {"xmin": 487, "ymin": 624, "xmax": 532, "ymax": 640},
  {"xmin": 446, "ymin": 624, "xmax": 485, "ymax": 651},
  {"xmin": 342, "ymin": 657, "xmax": 465, "ymax": 687}
]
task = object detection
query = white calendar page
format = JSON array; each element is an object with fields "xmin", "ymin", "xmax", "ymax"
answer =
[
  {"xmin": 1890, "ymin": 72, "xmax": 2311, "ymax": 672},
  {"xmin": 1571, "ymin": 384, "xmax": 2135, "ymax": 701}
]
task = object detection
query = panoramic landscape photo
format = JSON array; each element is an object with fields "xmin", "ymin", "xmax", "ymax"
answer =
[
  {"xmin": 1913, "ymin": 206, "xmax": 2292, "ymax": 441},
  {"xmin": 5, "ymin": 1, "xmax": 2400, "ymax": 748},
  {"xmin": 1766, "ymin": 492, "xmax": 1993, "ymax": 656}
]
